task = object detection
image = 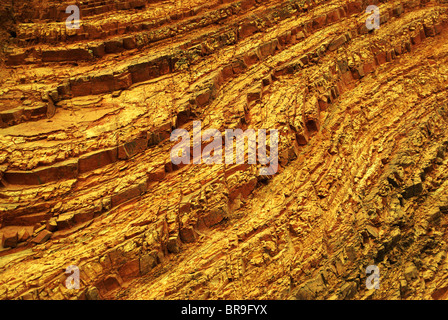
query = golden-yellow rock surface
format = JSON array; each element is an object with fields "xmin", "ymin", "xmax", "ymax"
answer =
[{"xmin": 0, "ymin": 0, "xmax": 448, "ymax": 300}]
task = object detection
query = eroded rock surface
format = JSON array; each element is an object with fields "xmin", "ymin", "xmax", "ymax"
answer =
[{"xmin": 1, "ymin": 0, "xmax": 448, "ymax": 300}]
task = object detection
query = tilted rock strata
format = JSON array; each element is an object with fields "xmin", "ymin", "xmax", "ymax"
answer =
[{"xmin": 0, "ymin": 0, "xmax": 448, "ymax": 300}]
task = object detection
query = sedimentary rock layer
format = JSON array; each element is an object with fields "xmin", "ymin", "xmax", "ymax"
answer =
[{"xmin": 0, "ymin": 0, "xmax": 448, "ymax": 300}]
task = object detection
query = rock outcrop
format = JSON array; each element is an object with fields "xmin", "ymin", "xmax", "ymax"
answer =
[{"xmin": 1, "ymin": 0, "xmax": 448, "ymax": 300}]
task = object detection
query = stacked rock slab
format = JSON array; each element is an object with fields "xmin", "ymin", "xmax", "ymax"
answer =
[{"xmin": 0, "ymin": 0, "xmax": 448, "ymax": 301}]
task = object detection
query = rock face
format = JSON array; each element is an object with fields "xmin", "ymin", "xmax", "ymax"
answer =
[{"xmin": 0, "ymin": 0, "xmax": 448, "ymax": 300}]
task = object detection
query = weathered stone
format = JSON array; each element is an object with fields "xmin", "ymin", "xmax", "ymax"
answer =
[
  {"xmin": 73, "ymin": 209, "xmax": 95, "ymax": 224},
  {"xmin": 78, "ymin": 148, "xmax": 118, "ymax": 174},
  {"xmin": 85, "ymin": 287, "xmax": 100, "ymax": 300},
  {"xmin": 231, "ymin": 58, "xmax": 247, "ymax": 74},
  {"xmin": 257, "ymin": 39, "xmax": 278, "ymax": 59},
  {"xmin": 2, "ymin": 0, "xmax": 448, "ymax": 302},
  {"xmin": 102, "ymin": 274, "xmax": 122, "ymax": 292},
  {"xmin": 366, "ymin": 225, "xmax": 378, "ymax": 238},
  {"xmin": 179, "ymin": 226, "xmax": 197, "ymax": 243},
  {"xmin": 393, "ymin": 4, "xmax": 403, "ymax": 17},
  {"xmin": 104, "ymin": 39, "xmax": 124, "ymax": 53},
  {"xmin": 3, "ymin": 230, "xmax": 18, "ymax": 248},
  {"xmin": 167, "ymin": 236, "xmax": 181, "ymax": 253},
  {"xmin": 404, "ymin": 262, "xmax": 418, "ymax": 282},
  {"xmin": 139, "ymin": 252, "xmax": 158, "ymax": 274},
  {"xmin": 195, "ymin": 89, "xmax": 211, "ymax": 107},
  {"xmin": 32, "ymin": 230, "xmax": 52, "ymax": 244},
  {"xmin": 118, "ymin": 259, "xmax": 140, "ymax": 280},
  {"xmin": 339, "ymin": 281, "xmax": 357, "ymax": 299},
  {"xmin": 56, "ymin": 213, "xmax": 74, "ymax": 230},
  {"xmin": 42, "ymin": 48, "xmax": 93, "ymax": 62},
  {"xmin": 229, "ymin": 176, "xmax": 257, "ymax": 202},
  {"xmin": 111, "ymin": 181, "xmax": 147, "ymax": 207},
  {"xmin": 46, "ymin": 218, "xmax": 58, "ymax": 232},
  {"xmin": 202, "ymin": 203, "xmax": 228, "ymax": 227},
  {"xmin": 246, "ymin": 89, "xmax": 262, "ymax": 103},
  {"xmin": 402, "ymin": 177, "xmax": 423, "ymax": 199},
  {"xmin": 147, "ymin": 166, "xmax": 166, "ymax": 182},
  {"xmin": 312, "ymin": 14, "xmax": 327, "ymax": 30},
  {"xmin": 4, "ymin": 159, "xmax": 78, "ymax": 185},
  {"xmin": 18, "ymin": 228, "xmax": 30, "ymax": 242},
  {"xmin": 295, "ymin": 274, "xmax": 326, "ymax": 300},
  {"xmin": 123, "ymin": 37, "xmax": 137, "ymax": 49},
  {"xmin": 328, "ymin": 35, "xmax": 346, "ymax": 51},
  {"xmin": 303, "ymin": 95, "xmax": 320, "ymax": 133},
  {"xmin": 118, "ymin": 138, "xmax": 148, "ymax": 160}
]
